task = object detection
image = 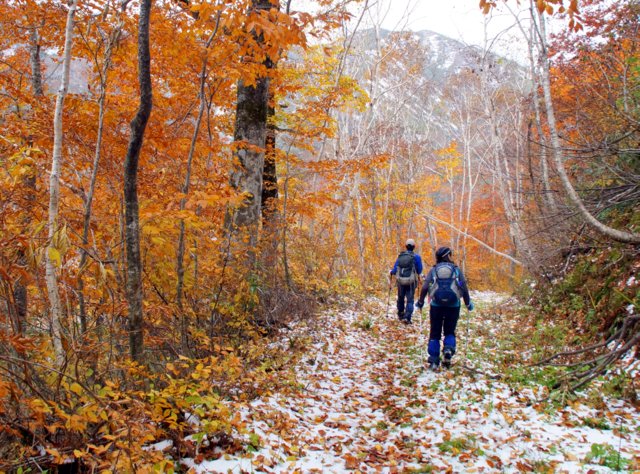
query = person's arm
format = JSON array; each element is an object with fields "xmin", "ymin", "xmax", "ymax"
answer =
[
  {"xmin": 390, "ymin": 258, "xmax": 399, "ymax": 275},
  {"xmin": 414, "ymin": 254, "xmax": 424, "ymax": 275},
  {"xmin": 456, "ymin": 267, "xmax": 471, "ymax": 307}
]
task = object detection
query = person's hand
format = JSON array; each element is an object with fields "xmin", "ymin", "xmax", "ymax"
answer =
[
  {"xmin": 416, "ymin": 301, "xmax": 423, "ymax": 310},
  {"xmin": 467, "ymin": 301, "xmax": 474, "ymax": 312}
]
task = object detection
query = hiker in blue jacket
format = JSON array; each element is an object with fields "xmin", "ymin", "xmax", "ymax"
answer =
[
  {"xmin": 389, "ymin": 239, "xmax": 423, "ymax": 324},
  {"xmin": 416, "ymin": 246, "xmax": 474, "ymax": 370}
]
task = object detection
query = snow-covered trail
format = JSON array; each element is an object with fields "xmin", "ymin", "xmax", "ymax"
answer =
[{"xmin": 185, "ymin": 292, "xmax": 640, "ymax": 473}]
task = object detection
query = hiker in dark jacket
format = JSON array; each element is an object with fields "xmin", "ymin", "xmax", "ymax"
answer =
[
  {"xmin": 416, "ymin": 246, "xmax": 474, "ymax": 370},
  {"xmin": 390, "ymin": 239, "xmax": 423, "ymax": 324}
]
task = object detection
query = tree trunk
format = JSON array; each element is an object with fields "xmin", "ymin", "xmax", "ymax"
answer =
[
  {"xmin": 124, "ymin": 0, "xmax": 153, "ymax": 362},
  {"xmin": 261, "ymin": 98, "xmax": 278, "ymax": 219},
  {"xmin": 46, "ymin": 0, "xmax": 78, "ymax": 365},
  {"xmin": 534, "ymin": 6, "xmax": 640, "ymax": 244},
  {"xmin": 228, "ymin": 77, "xmax": 269, "ymax": 249},
  {"xmin": 227, "ymin": 0, "xmax": 271, "ymax": 251},
  {"xmin": 29, "ymin": 25, "xmax": 44, "ymax": 96},
  {"xmin": 418, "ymin": 212, "xmax": 523, "ymax": 266},
  {"xmin": 78, "ymin": 20, "xmax": 121, "ymax": 335},
  {"xmin": 13, "ymin": 24, "xmax": 44, "ymax": 334}
]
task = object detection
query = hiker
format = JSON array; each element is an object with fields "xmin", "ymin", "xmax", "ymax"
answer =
[
  {"xmin": 416, "ymin": 246, "xmax": 474, "ymax": 370},
  {"xmin": 389, "ymin": 239, "xmax": 423, "ymax": 324}
]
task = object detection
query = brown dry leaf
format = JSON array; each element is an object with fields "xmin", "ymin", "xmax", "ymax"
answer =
[
  {"xmin": 516, "ymin": 461, "xmax": 533, "ymax": 471},
  {"xmin": 343, "ymin": 453, "xmax": 360, "ymax": 469}
]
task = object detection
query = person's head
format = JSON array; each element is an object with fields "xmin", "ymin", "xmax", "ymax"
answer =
[
  {"xmin": 435, "ymin": 246, "xmax": 452, "ymax": 263},
  {"xmin": 405, "ymin": 238, "xmax": 415, "ymax": 251}
]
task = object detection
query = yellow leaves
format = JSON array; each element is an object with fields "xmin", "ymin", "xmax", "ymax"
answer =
[
  {"xmin": 48, "ymin": 246, "xmax": 62, "ymax": 268},
  {"xmin": 436, "ymin": 142, "xmax": 462, "ymax": 179},
  {"xmin": 69, "ymin": 382, "xmax": 83, "ymax": 396},
  {"xmin": 46, "ymin": 224, "xmax": 71, "ymax": 268}
]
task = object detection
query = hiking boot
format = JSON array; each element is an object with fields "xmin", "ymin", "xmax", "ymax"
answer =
[
  {"xmin": 403, "ymin": 318, "xmax": 412, "ymax": 325},
  {"xmin": 428, "ymin": 361, "xmax": 440, "ymax": 372},
  {"xmin": 442, "ymin": 348, "xmax": 453, "ymax": 369}
]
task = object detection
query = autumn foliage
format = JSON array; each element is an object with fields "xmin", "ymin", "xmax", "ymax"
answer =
[{"xmin": 0, "ymin": 0, "xmax": 638, "ymax": 470}]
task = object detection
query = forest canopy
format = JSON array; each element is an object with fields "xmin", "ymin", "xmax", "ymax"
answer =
[{"xmin": 0, "ymin": 0, "xmax": 638, "ymax": 470}]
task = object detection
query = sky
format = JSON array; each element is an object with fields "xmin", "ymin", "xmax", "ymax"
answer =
[{"xmin": 364, "ymin": 0, "xmax": 532, "ymax": 59}]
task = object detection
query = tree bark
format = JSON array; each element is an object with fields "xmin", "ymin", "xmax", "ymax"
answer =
[
  {"xmin": 13, "ymin": 24, "xmax": 44, "ymax": 334},
  {"xmin": 124, "ymin": 0, "xmax": 153, "ymax": 362},
  {"xmin": 261, "ymin": 89, "xmax": 278, "ymax": 220},
  {"xmin": 261, "ymin": 1, "xmax": 279, "ymax": 220},
  {"xmin": 227, "ymin": 0, "xmax": 271, "ymax": 251},
  {"xmin": 29, "ymin": 25, "xmax": 44, "ymax": 96},
  {"xmin": 46, "ymin": 0, "xmax": 78, "ymax": 365},
  {"xmin": 534, "ymin": 6, "xmax": 640, "ymax": 244}
]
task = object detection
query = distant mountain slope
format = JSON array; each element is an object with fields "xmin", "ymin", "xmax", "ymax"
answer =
[{"xmin": 350, "ymin": 28, "xmax": 525, "ymax": 87}]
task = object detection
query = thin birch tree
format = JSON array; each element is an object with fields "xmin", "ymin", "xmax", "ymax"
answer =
[{"xmin": 45, "ymin": 0, "xmax": 78, "ymax": 365}]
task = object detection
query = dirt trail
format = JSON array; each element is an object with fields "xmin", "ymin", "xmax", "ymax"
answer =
[{"xmin": 185, "ymin": 292, "xmax": 640, "ymax": 473}]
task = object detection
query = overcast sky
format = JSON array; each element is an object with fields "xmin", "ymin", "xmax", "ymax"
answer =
[{"xmin": 363, "ymin": 0, "xmax": 531, "ymax": 58}]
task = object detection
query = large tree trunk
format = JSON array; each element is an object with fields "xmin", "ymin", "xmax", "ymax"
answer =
[
  {"xmin": 228, "ymin": 77, "xmax": 269, "ymax": 249},
  {"xmin": 45, "ymin": 0, "xmax": 78, "ymax": 365},
  {"xmin": 534, "ymin": 6, "xmax": 640, "ymax": 244},
  {"xmin": 124, "ymin": 0, "xmax": 153, "ymax": 362},
  {"xmin": 227, "ymin": 0, "xmax": 271, "ymax": 251}
]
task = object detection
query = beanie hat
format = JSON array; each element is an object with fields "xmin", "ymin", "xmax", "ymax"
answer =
[{"xmin": 435, "ymin": 246, "xmax": 452, "ymax": 260}]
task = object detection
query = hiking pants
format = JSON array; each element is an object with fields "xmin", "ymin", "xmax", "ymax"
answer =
[
  {"xmin": 396, "ymin": 283, "xmax": 416, "ymax": 321},
  {"xmin": 427, "ymin": 305, "xmax": 460, "ymax": 363}
]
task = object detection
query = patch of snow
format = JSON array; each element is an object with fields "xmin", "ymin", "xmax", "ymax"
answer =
[
  {"xmin": 178, "ymin": 295, "xmax": 640, "ymax": 473},
  {"xmin": 144, "ymin": 440, "xmax": 173, "ymax": 452}
]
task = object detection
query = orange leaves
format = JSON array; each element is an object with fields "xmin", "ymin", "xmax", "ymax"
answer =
[
  {"xmin": 343, "ymin": 452, "xmax": 360, "ymax": 469},
  {"xmin": 478, "ymin": 0, "xmax": 497, "ymax": 15},
  {"xmin": 481, "ymin": 0, "xmax": 582, "ymax": 30}
]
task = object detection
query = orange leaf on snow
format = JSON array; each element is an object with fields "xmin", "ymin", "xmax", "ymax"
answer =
[{"xmin": 343, "ymin": 453, "xmax": 360, "ymax": 469}]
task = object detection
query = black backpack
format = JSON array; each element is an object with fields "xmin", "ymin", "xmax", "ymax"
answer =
[
  {"xmin": 396, "ymin": 251, "xmax": 417, "ymax": 286},
  {"xmin": 429, "ymin": 262, "xmax": 461, "ymax": 306}
]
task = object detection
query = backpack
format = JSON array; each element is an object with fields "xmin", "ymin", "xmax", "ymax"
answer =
[
  {"xmin": 429, "ymin": 262, "xmax": 461, "ymax": 306},
  {"xmin": 396, "ymin": 251, "xmax": 417, "ymax": 286}
]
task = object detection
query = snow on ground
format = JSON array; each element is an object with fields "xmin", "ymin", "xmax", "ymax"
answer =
[{"xmin": 182, "ymin": 291, "xmax": 640, "ymax": 473}]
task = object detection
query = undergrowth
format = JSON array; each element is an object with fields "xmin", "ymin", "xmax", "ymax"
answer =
[{"xmin": 0, "ymin": 274, "xmax": 320, "ymax": 473}]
